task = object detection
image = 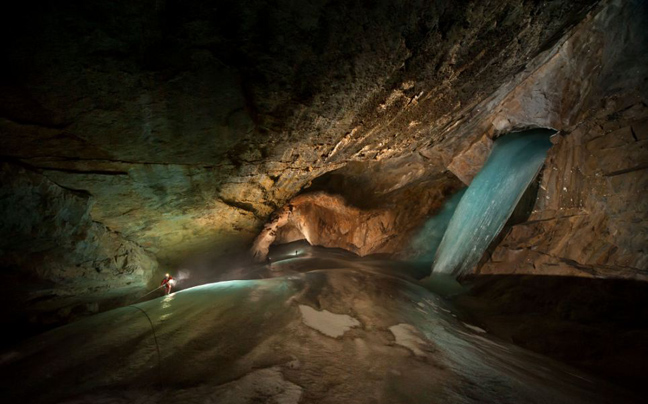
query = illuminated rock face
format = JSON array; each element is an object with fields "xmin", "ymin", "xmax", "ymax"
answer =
[
  {"xmin": 254, "ymin": 192, "xmax": 403, "ymax": 259},
  {"xmin": 251, "ymin": 165, "xmax": 463, "ymax": 260},
  {"xmin": 252, "ymin": 192, "xmax": 418, "ymax": 260},
  {"xmin": 0, "ymin": 0, "xmax": 598, "ymax": 261},
  {"xmin": 1, "ymin": 0, "xmax": 647, "ymax": 329}
]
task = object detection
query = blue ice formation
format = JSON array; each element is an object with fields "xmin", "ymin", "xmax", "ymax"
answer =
[
  {"xmin": 409, "ymin": 188, "xmax": 466, "ymax": 262},
  {"xmin": 432, "ymin": 129, "xmax": 555, "ymax": 277}
]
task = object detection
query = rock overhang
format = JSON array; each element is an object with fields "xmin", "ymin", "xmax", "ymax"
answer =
[
  {"xmin": 2, "ymin": 0, "xmax": 647, "ymax": 334},
  {"xmin": 0, "ymin": 0, "xmax": 603, "ymax": 263}
]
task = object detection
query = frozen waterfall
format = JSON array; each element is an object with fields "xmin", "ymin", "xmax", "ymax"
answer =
[
  {"xmin": 409, "ymin": 188, "xmax": 466, "ymax": 262},
  {"xmin": 432, "ymin": 129, "xmax": 555, "ymax": 277}
]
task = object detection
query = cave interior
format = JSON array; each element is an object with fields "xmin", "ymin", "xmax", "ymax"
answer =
[{"xmin": 1, "ymin": 0, "xmax": 647, "ymax": 403}]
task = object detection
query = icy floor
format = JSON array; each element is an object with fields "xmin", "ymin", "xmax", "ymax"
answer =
[
  {"xmin": 298, "ymin": 305, "xmax": 360, "ymax": 338},
  {"xmin": 0, "ymin": 244, "xmax": 640, "ymax": 403}
]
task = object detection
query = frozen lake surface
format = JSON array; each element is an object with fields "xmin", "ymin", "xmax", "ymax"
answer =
[{"xmin": 1, "ymin": 244, "xmax": 639, "ymax": 403}]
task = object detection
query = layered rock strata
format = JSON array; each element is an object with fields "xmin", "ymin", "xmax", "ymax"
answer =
[
  {"xmin": 1, "ymin": 0, "xmax": 598, "ymax": 265},
  {"xmin": 256, "ymin": 0, "xmax": 648, "ymax": 281},
  {"xmin": 1, "ymin": 0, "xmax": 646, "ymax": 330},
  {"xmin": 0, "ymin": 161, "xmax": 157, "ymax": 339},
  {"xmin": 474, "ymin": 0, "xmax": 648, "ymax": 279}
]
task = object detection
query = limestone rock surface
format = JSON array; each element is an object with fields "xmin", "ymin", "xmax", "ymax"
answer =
[
  {"xmin": 0, "ymin": 0, "xmax": 598, "ymax": 265},
  {"xmin": 1, "ymin": 0, "xmax": 647, "ymax": 328},
  {"xmin": 473, "ymin": 0, "xmax": 648, "ymax": 279},
  {"xmin": 0, "ymin": 162, "xmax": 158, "ymax": 339},
  {"xmin": 251, "ymin": 164, "xmax": 463, "ymax": 259}
]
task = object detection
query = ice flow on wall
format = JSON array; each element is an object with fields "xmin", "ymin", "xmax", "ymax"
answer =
[{"xmin": 432, "ymin": 129, "xmax": 555, "ymax": 278}]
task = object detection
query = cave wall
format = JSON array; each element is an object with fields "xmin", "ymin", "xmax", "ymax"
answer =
[
  {"xmin": 251, "ymin": 164, "xmax": 463, "ymax": 259},
  {"xmin": 255, "ymin": 0, "xmax": 647, "ymax": 280},
  {"xmin": 473, "ymin": 0, "xmax": 648, "ymax": 279},
  {"xmin": 0, "ymin": 162, "xmax": 157, "ymax": 286},
  {"xmin": 0, "ymin": 0, "xmax": 598, "ymax": 265},
  {"xmin": 2, "ymin": 0, "xmax": 646, "ymax": 331},
  {"xmin": 0, "ymin": 162, "xmax": 157, "ymax": 336},
  {"xmin": 301, "ymin": 0, "xmax": 648, "ymax": 278},
  {"xmin": 479, "ymin": 97, "xmax": 648, "ymax": 279}
]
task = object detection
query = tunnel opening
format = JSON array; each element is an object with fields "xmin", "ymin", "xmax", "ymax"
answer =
[{"xmin": 251, "ymin": 156, "xmax": 465, "ymax": 261}]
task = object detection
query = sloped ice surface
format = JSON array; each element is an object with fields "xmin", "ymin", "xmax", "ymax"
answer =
[
  {"xmin": 409, "ymin": 188, "xmax": 466, "ymax": 262},
  {"xmin": 0, "ymin": 251, "xmax": 638, "ymax": 403},
  {"xmin": 433, "ymin": 130, "xmax": 554, "ymax": 277}
]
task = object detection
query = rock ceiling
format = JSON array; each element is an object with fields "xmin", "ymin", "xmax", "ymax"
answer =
[{"xmin": 1, "ymin": 0, "xmax": 601, "ymax": 265}]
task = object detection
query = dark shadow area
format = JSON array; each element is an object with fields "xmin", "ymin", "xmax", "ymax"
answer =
[
  {"xmin": 452, "ymin": 275, "xmax": 648, "ymax": 394},
  {"xmin": 300, "ymin": 159, "xmax": 463, "ymax": 210},
  {"xmin": 1, "ymin": 268, "xmax": 148, "ymax": 349}
]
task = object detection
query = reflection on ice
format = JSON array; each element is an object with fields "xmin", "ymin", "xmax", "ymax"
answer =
[
  {"xmin": 0, "ymin": 246, "xmax": 639, "ymax": 403},
  {"xmin": 161, "ymin": 293, "xmax": 175, "ymax": 309}
]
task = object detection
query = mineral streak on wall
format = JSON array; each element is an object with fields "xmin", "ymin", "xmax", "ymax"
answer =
[{"xmin": 433, "ymin": 129, "xmax": 554, "ymax": 277}]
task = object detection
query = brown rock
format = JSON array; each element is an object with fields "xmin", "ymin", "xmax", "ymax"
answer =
[{"xmin": 447, "ymin": 135, "xmax": 493, "ymax": 185}]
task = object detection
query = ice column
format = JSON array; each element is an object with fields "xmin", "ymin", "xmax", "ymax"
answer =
[
  {"xmin": 432, "ymin": 129, "xmax": 554, "ymax": 277},
  {"xmin": 409, "ymin": 188, "xmax": 466, "ymax": 262}
]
